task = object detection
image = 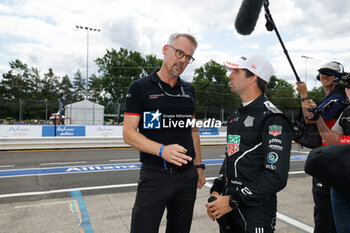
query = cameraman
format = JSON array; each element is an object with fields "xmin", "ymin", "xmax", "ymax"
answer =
[
  {"xmin": 306, "ymin": 86, "xmax": 350, "ymax": 233},
  {"xmin": 296, "ymin": 61, "xmax": 346, "ymax": 233}
]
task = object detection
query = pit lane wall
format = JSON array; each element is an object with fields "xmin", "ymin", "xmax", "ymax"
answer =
[{"xmin": 0, "ymin": 125, "xmax": 226, "ymax": 150}]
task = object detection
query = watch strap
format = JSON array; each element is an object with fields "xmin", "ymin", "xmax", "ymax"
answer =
[
  {"xmin": 300, "ymin": 97, "xmax": 309, "ymax": 102},
  {"xmin": 229, "ymin": 195, "xmax": 238, "ymax": 209}
]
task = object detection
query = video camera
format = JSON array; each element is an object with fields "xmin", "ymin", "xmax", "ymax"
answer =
[
  {"xmin": 307, "ymin": 72, "xmax": 350, "ymax": 121},
  {"xmin": 307, "ymin": 99, "xmax": 347, "ymax": 121},
  {"xmin": 340, "ymin": 72, "xmax": 350, "ymax": 88}
]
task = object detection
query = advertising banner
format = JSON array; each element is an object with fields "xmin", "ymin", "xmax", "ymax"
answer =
[
  {"xmin": 42, "ymin": 126, "xmax": 86, "ymax": 137},
  {"xmin": 85, "ymin": 126, "xmax": 123, "ymax": 137},
  {"xmin": 198, "ymin": 127, "xmax": 219, "ymax": 135},
  {"xmin": 0, "ymin": 125, "xmax": 42, "ymax": 137}
]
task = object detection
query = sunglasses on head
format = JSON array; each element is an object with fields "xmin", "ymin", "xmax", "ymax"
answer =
[{"xmin": 320, "ymin": 71, "xmax": 337, "ymax": 76}]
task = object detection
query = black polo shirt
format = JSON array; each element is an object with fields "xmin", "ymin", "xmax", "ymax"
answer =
[{"xmin": 124, "ymin": 69, "xmax": 196, "ymax": 169}]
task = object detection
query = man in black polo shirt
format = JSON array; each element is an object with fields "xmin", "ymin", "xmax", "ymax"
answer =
[{"xmin": 123, "ymin": 33, "xmax": 206, "ymax": 233}]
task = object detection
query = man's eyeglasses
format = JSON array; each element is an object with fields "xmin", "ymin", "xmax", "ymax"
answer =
[{"xmin": 168, "ymin": 45, "xmax": 195, "ymax": 64}]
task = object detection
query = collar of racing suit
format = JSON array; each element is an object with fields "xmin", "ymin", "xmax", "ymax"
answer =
[{"xmin": 238, "ymin": 94, "xmax": 266, "ymax": 114}]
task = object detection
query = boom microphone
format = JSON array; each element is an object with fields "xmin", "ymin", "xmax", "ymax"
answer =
[
  {"xmin": 234, "ymin": 0, "xmax": 265, "ymax": 35},
  {"xmin": 234, "ymin": 0, "xmax": 302, "ymax": 82}
]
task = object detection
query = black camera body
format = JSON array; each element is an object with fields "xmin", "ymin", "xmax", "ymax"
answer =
[
  {"xmin": 307, "ymin": 99, "xmax": 347, "ymax": 121},
  {"xmin": 307, "ymin": 107, "xmax": 322, "ymax": 121},
  {"xmin": 340, "ymin": 72, "xmax": 350, "ymax": 88}
]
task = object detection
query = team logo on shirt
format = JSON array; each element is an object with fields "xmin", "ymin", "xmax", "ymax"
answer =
[
  {"xmin": 268, "ymin": 125, "xmax": 282, "ymax": 136},
  {"xmin": 244, "ymin": 116, "xmax": 254, "ymax": 127},
  {"xmin": 227, "ymin": 135, "xmax": 240, "ymax": 156},
  {"xmin": 266, "ymin": 152, "xmax": 278, "ymax": 170},
  {"xmin": 143, "ymin": 110, "xmax": 162, "ymax": 129},
  {"xmin": 267, "ymin": 152, "xmax": 279, "ymax": 163}
]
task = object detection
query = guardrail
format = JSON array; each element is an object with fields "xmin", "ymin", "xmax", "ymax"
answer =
[{"xmin": 0, "ymin": 135, "xmax": 226, "ymax": 150}]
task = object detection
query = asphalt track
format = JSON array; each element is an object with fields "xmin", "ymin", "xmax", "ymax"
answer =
[{"xmin": 0, "ymin": 145, "xmax": 315, "ymax": 232}]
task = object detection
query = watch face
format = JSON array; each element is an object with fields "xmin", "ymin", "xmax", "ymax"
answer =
[{"xmin": 229, "ymin": 197, "xmax": 238, "ymax": 209}]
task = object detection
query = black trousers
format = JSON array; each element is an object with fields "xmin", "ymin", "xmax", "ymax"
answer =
[
  {"xmin": 130, "ymin": 164, "xmax": 198, "ymax": 233},
  {"xmin": 312, "ymin": 177, "xmax": 336, "ymax": 233},
  {"xmin": 219, "ymin": 197, "xmax": 277, "ymax": 233}
]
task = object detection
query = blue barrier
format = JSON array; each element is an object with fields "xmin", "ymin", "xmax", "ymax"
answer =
[
  {"xmin": 198, "ymin": 127, "xmax": 219, "ymax": 135},
  {"xmin": 1, "ymin": 125, "xmax": 221, "ymax": 137},
  {"xmin": 42, "ymin": 126, "xmax": 86, "ymax": 137}
]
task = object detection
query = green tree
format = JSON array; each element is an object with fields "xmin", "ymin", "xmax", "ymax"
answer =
[
  {"xmin": 59, "ymin": 75, "xmax": 74, "ymax": 103},
  {"xmin": 72, "ymin": 69, "xmax": 86, "ymax": 101},
  {"xmin": 89, "ymin": 73, "xmax": 103, "ymax": 103},
  {"xmin": 24, "ymin": 67, "xmax": 45, "ymax": 120},
  {"xmin": 28, "ymin": 67, "xmax": 43, "ymax": 100},
  {"xmin": 0, "ymin": 60, "xmax": 35, "ymax": 120},
  {"xmin": 0, "ymin": 83, "xmax": 5, "ymax": 98},
  {"xmin": 95, "ymin": 48, "xmax": 146, "ymax": 104},
  {"xmin": 1, "ymin": 60, "xmax": 32, "ymax": 101},
  {"xmin": 308, "ymin": 86, "xmax": 324, "ymax": 104},
  {"xmin": 266, "ymin": 76, "xmax": 298, "ymax": 110},
  {"xmin": 144, "ymin": 54, "xmax": 163, "ymax": 76},
  {"xmin": 192, "ymin": 60, "xmax": 238, "ymax": 120},
  {"xmin": 41, "ymin": 68, "xmax": 60, "ymax": 101}
]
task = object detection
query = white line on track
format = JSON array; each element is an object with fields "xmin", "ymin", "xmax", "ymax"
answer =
[
  {"xmin": 0, "ymin": 173, "xmax": 312, "ymax": 231},
  {"xmin": 291, "ymin": 150, "xmax": 310, "ymax": 154},
  {"xmin": 109, "ymin": 159, "xmax": 140, "ymax": 162},
  {"xmin": 0, "ymin": 165, "xmax": 15, "ymax": 168},
  {"xmin": 277, "ymin": 212, "xmax": 314, "ymax": 233},
  {"xmin": 14, "ymin": 200, "xmax": 71, "ymax": 209},
  {"xmin": 289, "ymin": 171, "xmax": 305, "ymax": 175},
  {"xmin": 0, "ymin": 172, "xmax": 305, "ymax": 199},
  {"xmin": 0, "ymin": 173, "xmax": 312, "ymax": 232},
  {"xmin": 0, "ymin": 183, "xmax": 138, "ymax": 198},
  {"xmin": 40, "ymin": 161, "xmax": 87, "ymax": 166},
  {"xmin": 204, "ymin": 179, "xmax": 313, "ymax": 232}
]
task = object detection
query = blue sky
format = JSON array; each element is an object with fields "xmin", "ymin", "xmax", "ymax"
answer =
[{"xmin": 1, "ymin": 0, "xmax": 350, "ymax": 90}]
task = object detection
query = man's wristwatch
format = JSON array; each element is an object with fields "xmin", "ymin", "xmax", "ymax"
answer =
[
  {"xmin": 195, "ymin": 164, "xmax": 205, "ymax": 170},
  {"xmin": 229, "ymin": 195, "xmax": 238, "ymax": 209},
  {"xmin": 300, "ymin": 96, "xmax": 309, "ymax": 102}
]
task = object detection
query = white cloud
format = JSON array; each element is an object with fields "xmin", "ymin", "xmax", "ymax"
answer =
[{"xmin": 0, "ymin": 0, "xmax": 349, "ymax": 93}]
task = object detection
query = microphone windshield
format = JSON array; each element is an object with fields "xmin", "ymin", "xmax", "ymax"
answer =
[{"xmin": 235, "ymin": 0, "xmax": 265, "ymax": 35}]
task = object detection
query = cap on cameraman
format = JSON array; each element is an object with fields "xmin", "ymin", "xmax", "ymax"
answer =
[
  {"xmin": 317, "ymin": 61, "xmax": 341, "ymax": 79},
  {"xmin": 224, "ymin": 55, "xmax": 274, "ymax": 83}
]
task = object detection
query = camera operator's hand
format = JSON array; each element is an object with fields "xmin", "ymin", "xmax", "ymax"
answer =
[
  {"xmin": 161, "ymin": 144, "xmax": 192, "ymax": 166},
  {"xmin": 205, "ymin": 195, "xmax": 232, "ymax": 220},
  {"xmin": 296, "ymin": 81, "xmax": 308, "ymax": 98},
  {"xmin": 306, "ymin": 101, "xmax": 318, "ymax": 121}
]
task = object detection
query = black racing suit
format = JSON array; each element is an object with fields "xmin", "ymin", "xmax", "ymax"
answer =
[{"xmin": 211, "ymin": 95, "xmax": 293, "ymax": 233}]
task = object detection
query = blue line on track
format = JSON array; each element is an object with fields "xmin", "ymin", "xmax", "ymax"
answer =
[
  {"xmin": 71, "ymin": 190, "xmax": 94, "ymax": 233},
  {"xmin": 0, "ymin": 155, "xmax": 307, "ymax": 178}
]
